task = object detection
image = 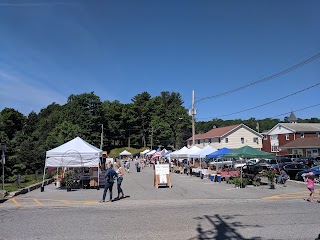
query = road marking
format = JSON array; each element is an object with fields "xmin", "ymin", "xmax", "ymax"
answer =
[
  {"xmin": 10, "ymin": 198, "xmax": 22, "ymax": 206},
  {"xmin": 33, "ymin": 199, "xmax": 44, "ymax": 206},
  {"xmin": 263, "ymin": 191, "xmax": 310, "ymax": 200}
]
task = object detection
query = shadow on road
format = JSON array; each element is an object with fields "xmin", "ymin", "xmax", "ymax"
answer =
[{"xmin": 190, "ymin": 214, "xmax": 263, "ymax": 240}]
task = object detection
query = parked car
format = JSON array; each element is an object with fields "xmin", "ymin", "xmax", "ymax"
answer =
[
  {"xmin": 295, "ymin": 165, "xmax": 320, "ymax": 181},
  {"xmin": 272, "ymin": 163, "xmax": 309, "ymax": 179},
  {"xmin": 245, "ymin": 159, "xmax": 273, "ymax": 174},
  {"xmin": 295, "ymin": 157, "xmax": 314, "ymax": 167},
  {"xmin": 208, "ymin": 158, "xmax": 233, "ymax": 168},
  {"xmin": 284, "ymin": 154, "xmax": 303, "ymax": 161},
  {"xmin": 234, "ymin": 159, "xmax": 260, "ymax": 169},
  {"xmin": 277, "ymin": 158, "xmax": 294, "ymax": 164},
  {"xmin": 271, "ymin": 162, "xmax": 291, "ymax": 173}
]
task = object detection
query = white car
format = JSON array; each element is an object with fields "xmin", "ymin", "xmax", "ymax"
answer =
[
  {"xmin": 234, "ymin": 159, "xmax": 260, "ymax": 169},
  {"xmin": 208, "ymin": 159, "xmax": 233, "ymax": 168}
]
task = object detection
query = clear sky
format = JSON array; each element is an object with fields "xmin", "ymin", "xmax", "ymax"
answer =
[{"xmin": 0, "ymin": 0, "xmax": 319, "ymax": 121}]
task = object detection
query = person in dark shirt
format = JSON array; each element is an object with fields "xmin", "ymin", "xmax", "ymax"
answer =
[{"xmin": 100, "ymin": 163, "xmax": 117, "ymax": 203}]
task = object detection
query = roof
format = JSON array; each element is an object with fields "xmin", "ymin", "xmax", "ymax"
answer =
[
  {"xmin": 288, "ymin": 112, "xmax": 297, "ymax": 122},
  {"xmin": 188, "ymin": 124, "xmax": 240, "ymax": 141},
  {"xmin": 280, "ymin": 123, "xmax": 320, "ymax": 132},
  {"xmin": 281, "ymin": 137, "xmax": 320, "ymax": 149},
  {"xmin": 188, "ymin": 124, "xmax": 261, "ymax": 141}
]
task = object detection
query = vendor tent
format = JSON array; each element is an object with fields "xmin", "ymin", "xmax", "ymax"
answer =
[
  {"xmin": 42, "ymin": 137, "xmax": 102, "ymax": 189},
  {"xmin": 188, "ymin": 145, "xmax": 217, "ymax": 158},
  {"xmin": 45, "ymin": 137, "xmax": 102, "ymax": 167},
  {"xmin": 140, "ymin": 149, "xmax": 150, "ymax": 155},
  {"xmin": 206, "ymin": 147, "xmax": 231, "ymax": 158},
  {"xmin": 119, "ymin": 150, "xmax": 132, "ymax": 156},
  {"xmin": 169, "ymin": 146, "xmax": 189, "ymax": 158},
  {"xmin": 146, "ymin": 150, "xmax": 156, "ymax": 156},
  {"xmin": 224, "ymin": 145, "xmax": 275, "ymax": 158},
  {"xmin": 163, "ymin": 150, "xmax": 172, "ymax": 157}
]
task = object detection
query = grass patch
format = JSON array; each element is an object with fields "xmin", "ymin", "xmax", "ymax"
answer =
[
  {"xmin": 3, "ymin": 174, "xmax": 45, "ymax": 193},
  {"xmin": 109, "ymin": 147, "xmax": 149, "ymax": 158}
]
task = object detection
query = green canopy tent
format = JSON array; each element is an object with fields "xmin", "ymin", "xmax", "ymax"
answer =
[
  {"xmin": 224, "ymin": 146, "xmax": 275, "ymax": 188},
  {"xmin": 224, "ymin": 145, "xmax": 275, "ymax": 159}
]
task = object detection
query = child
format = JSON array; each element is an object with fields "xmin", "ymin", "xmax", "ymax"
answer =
[{"xmin": 304, "ymin": 173, "xmax": 315, "ymax": 202}]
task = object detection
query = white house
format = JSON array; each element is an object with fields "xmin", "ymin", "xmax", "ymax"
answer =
[{"xmin": 187, "ymin": 124, "xmax": 263, "ymax": 150}]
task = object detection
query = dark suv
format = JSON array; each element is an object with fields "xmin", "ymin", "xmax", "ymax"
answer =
[{"xmin": 284, "ymin": 154, "xmax": 303, "ymax": 161}]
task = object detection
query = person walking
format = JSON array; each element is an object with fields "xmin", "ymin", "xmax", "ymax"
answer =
[
  {"xmin": 115, "ymin": 162, "xmax": 125, "ymax": 199},
  {"xmin": 126, "ymin": 160, "xmax": 130, "ymax": 173},
  {"xmin": 304, "ymin": 173, "xmax": 315, "ymax": 202},
  {"xmin": 100, "ymin": 163, "xmax": 117, "ymax": 203}
]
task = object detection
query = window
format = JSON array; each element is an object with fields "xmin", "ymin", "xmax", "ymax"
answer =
[
  {"xmin": 270, "ymin": 135, "xmax": 278, "ymax": 140},
  {"xmin": 225, "ymin": 138, "xmax": 228, "ymax": 143},
  {"xmin": 253, "ymin": 137, "xmax": 258, "ymax": 144},
  {"xmin": 301, "ymin": 133, "xmax": 304, "ymax": 138},
  {"xmin": 241, "ymin": 138, "xmax": 244, "ymax": 144},
  {"xmin": 271, "ymin": 145, "xmax": 279, "ymax": 152},
  {"xmin": 317, "ymin": 132, "xmax": 320, "ymax": 137},
  {"xmin": 208, "ymin": 138, "xmax": 212, "ymax": 143},
  {"xmin": 286, "ymin": 134, "xmax": 289, "ymax": 140}
]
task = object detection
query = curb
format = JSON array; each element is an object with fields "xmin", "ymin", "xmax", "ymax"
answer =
[{"xmin": 2, "ymin": 178, "xmax": 54, "ymax": 201}]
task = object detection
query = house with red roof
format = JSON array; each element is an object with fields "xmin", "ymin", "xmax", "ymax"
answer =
[{"xmin": 187, "ymin": 124, "xmax": 263, "ymax": 150}]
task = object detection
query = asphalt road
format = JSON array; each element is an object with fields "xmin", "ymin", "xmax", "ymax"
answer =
[{"xmin": 1, "ymin": 165, "xmax": 320, "ymax": 240}]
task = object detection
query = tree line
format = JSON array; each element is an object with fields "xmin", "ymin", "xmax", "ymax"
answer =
[{"xmin": 1, "ymin": 90, "xmax": 319, "ymax": 180}]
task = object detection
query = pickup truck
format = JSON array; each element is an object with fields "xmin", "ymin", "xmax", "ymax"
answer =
[{"xmin": 208, "ymin": 159, "xmax": 233, "ymax": 168}]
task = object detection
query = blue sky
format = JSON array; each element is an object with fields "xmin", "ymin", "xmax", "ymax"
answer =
[{"xmin": 0, "ymin": 0, "xmax": 319, "ymax": 121}]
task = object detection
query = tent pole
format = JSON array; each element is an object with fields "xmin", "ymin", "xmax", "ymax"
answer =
[
  {"xmin": 41, "ymin": 165, "xmax": 47, "ymax": 192},
  {"xmin": 97, "ymin": 165, "xmax": 100, "ymax": 190}
]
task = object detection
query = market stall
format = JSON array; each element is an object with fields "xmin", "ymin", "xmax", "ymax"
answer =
[{"xmin": 41, "ymin": 137, "xmax": 102, "ymax": 191}]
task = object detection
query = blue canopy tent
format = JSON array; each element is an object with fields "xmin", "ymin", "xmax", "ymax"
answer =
[
  {"xmin": 162, "ymin": 150, "xmax": 172, "ymax": 157},
  {"xmin": 206, "ymin": 147, "xmax": 231, "ymax": 158}
]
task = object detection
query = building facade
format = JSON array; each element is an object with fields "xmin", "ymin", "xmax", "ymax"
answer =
[
  {"xmin": 281, "ymin": 137, "xmax": 320, "ymax": 157},
  {"xmin": 262, "ymin": 123, "xmax": 320, "ymax": 155},
  {"xmin": 187, "ymin": 124, "xmax": 263, "ymax": 150}
]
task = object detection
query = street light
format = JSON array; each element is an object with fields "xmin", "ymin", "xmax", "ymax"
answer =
[{"xmin": 1, "ymin": 144, "xmax": 6, "ymax": 192}]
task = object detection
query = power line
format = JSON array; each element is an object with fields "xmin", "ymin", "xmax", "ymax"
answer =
[
  {"xmin": 198, "ymin": 103, "xmax": 320, "ymax": 121},
  {"xmin": 271, "ymin": 104, "xmax": 320, "ymax": 118},
  {"xmin": 205, "ymin": 83, "xmax": 320, "ymax": 119},
  {"xmin": 194, "ymin": 51, "xmax": 320, "ymax": 105}
]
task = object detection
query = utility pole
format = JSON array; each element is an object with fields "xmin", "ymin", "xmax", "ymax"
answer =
[
  {"xmin": 100, "ymin": 124, "xmax": 103, "ymax": 150},
  {"xmin": 1, "ymin": 144, "xmax": 6, "ymax": 192},
  {"xmin": 191, "ymin": 90, "xmax": 196, "ymax": 146},
  {"xmin": 150, "ymin": 126, "xmax": 154, "ymax": 149}
]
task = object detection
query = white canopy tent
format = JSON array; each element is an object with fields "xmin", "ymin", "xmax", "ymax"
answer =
[
  {"xmin": 146, "ymin": 150, "xmax": 156, "ymax": 156},
  {"xmin": 42, "ymin": 137, "xmax": 102, "ymax": 189},
  {"xmin": 169, "ymin": 146, "xmax": 189, "ymax": 159},
  {"xmin": 140, "ymin": 149, "xmax": 150, "ymax": 155},
  {"xmin": 119, "ymin": 150, "xmax": 132, "ymax": 156},
  {"xmin": 188, "ymin": 145, "xmax": 218, "ymax": 158},
  {"xmin": 186, "ymin": 146, "xmax": 201, "ymax": 158},
  {"xmin": 188, "ymin": 145, "xmax": 216, "ymax": 171}
]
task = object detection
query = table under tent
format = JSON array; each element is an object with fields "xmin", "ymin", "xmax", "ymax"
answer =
[{"xmin": 41, "ymin": 137, "xmax": 102, "ymax": 191}]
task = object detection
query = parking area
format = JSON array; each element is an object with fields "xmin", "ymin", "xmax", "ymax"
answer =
[{"xmin": 1, "ymin": 164, "xmax": 318, "ymax": 209}]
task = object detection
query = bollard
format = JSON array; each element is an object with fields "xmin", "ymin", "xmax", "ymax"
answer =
[
  {"xmin": 35, "ymin": 170, "xmax": 38, "ymax": 181},
  {"xmin": 17, "ymin": 174, "xmax": 21, "ymax": 189}
]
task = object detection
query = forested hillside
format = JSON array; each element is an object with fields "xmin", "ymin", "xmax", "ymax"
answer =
[{"xmin": 1, "ymin": 90, "xmax": 319, "ymax": 179}]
